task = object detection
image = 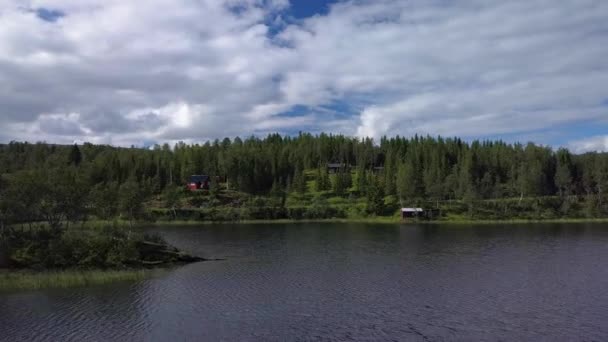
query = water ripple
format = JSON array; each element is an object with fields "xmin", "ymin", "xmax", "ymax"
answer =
[{"xmin": 2, "ymin": 222, "xmax": 608, "ymax": 341}]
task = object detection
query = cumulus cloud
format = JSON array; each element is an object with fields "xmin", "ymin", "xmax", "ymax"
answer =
[
  {"xmin": 569, "ymin": 136, "xmax": 608, "ymax": 153},
  {"xmin": 278, "ymin": 0, "xmax": 608, "ymax": 142},
  {"xmin": 0, "ymin": 0, "xmax": 607, "ymax": 151}
]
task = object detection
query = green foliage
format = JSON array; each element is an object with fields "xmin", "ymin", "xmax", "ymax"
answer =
[
  {"xmin": 0, "ymin": 224, "xmax": 191, "ymax": 271},
  {"xmin": 0, "ymin": 269, "xmax": 150, "ymax": 292},
  {"xmin": 396, "ymin": 162, "xmax": 413, "ymax": 202},
  {"xmin": 306, "ymin": 197, "xmax": 333, "ymax": 218},
  {"xmin": 90, "ymin": 182, "xmax": 120, "ymax": 220},
  {"xmin": 1, "ymin": 134, "xmax": 608, "ymax": 225},
  {"xmin": 332, "ymin": 171, "xmax": 351, "ymax": 195},
  {"xmin": 383, "ymin": 150, "xmax": 397, "ymax": 196},
  {"xmin": 354, "ymin": 168, "xmax": 369, "ymax": 194},
  {"xmin": 163, "ymin": 186, "xmax": 183, "ymax": 219},
  {"xmin": 1, "ymin": 168, "xmax": 89, "ymax": 230},
  {"xmin": 314, "ymin": 167, "xmax": 331, "ymax": 192},
  {"xmin": 68, "ymin": 144, "xmax": 82, "ymax": 166},
  {"xmin": 291, "ymin": 168, "xmax": 307, "ymax": 194},
  {"xmin": 119, "ymin": 179, "xmax": 146, "ymax": 226},
  {"xmin": 270, "ymin": 179, "xmax": 285, "ymax": 198},
  {"xmin": 366, "ymin": 179, "xmax": 385, "ymax": 216},
  {"xmin": 555, "ymin": 148, "xmax": 573, "ymax": 197}
]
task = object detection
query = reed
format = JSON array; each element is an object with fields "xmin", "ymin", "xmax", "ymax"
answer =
[{"xmin": 0, "ymin": 269, "xmax": 154, "ymax": 292}]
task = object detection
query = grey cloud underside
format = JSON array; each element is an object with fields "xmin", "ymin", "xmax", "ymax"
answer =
[{"xmin": 0, "ymin": 0, "xmax": 607, "ymax": 150}]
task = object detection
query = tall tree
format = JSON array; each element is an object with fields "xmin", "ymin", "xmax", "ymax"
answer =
[
  {"xmin": 396, "ymin": 160, "xmax": 421, "ymax": 202},
  {"xmin": 366, "ymin": 179, "xmax": 385, "ymax": 216},
  {"xmin": 119, "ymin": 179, "xmax": 145, "ymax": 228},
  {"xmin": 594, "ymin": 157, "xmax": 608, "ymax": 207},
  {"xmin": 314, "ymin": 166, "xmax": 331, "ymax": 192},
  {"xmin": 291, "ymin": 168, "xmax": 307, "ymax": 194},
  {"xmin": 68, "ymin": 144, "xmax": 82, "ymax": 166},
  {"xmin": 554, "ymin": 148, "xmax": 573, "ymax": 197},
  {"xmin": 90, "ymin": 182, "xmax": 120, "ymax": 220}
]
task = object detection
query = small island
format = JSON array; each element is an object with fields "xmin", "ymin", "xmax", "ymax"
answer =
[
  {"xmin": 0, "ymin": 222, "xmax": 204, "ymax": 291},
  {"xmin": 0, "ymin": 224, "xmax": 205, "ymax": 291}
]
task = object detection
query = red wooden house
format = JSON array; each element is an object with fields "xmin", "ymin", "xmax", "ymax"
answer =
[{"xmin": 187, "ymin": 175, "xmax": 210, "ymax": 191}]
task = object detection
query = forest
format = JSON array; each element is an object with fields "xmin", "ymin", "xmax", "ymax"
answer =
[{"xmin": 1, "ymin": 133, "xmax": 608, "ymax": 228}]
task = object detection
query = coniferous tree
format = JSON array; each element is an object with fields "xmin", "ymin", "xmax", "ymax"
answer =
[
  {"xmin": 90, "ymin": 182, "xmax": 120, "ymax": 220},
  {"xmin": 596, "ymin": 158, "xmax": 608, "ymax": 196},
  {"xmin": 68, "ymin": 144, "xmax": 82, "ymax": 166},
  {"xmin": 291, "ymin": 168, "xmax": 307, "ymax": 194},
  {"xmin": 396, "ymin": 160, "xmax": 421, "ymax": 201},
  {"xmin": 354, "ymin": 166, "xmax": 368, "ymax": 194},
  {"xmin": 383, "ymin": 150, "xmax": 396, "ymax": 196},
  {"xmin": 555, "ymin": 148, "xmax": 573, "ymax": 197},
  {"xmin": 314, "ymin": 167, "xmax": 331, "ymax": 192},
  {"xmin": 0, "ymin": 176, "xmax": 8, "ymax": 233},
  {"xmin": 332, "ymin": 171, "xmax": 346, "ymax": 195},
  {"xmin": 0, "ymin": 134, "xmax": 607, "ymax": 221},
  {"xmin": 119, "ymin": 179, "xmax": 145, "ymax": 228},
  {"xmin": 164, "ymin": 186, "xmax": 182, "ymax": 219},
  {"xmin": 366, "ymin": 179, "xmax": 385, "ymax": 216},
  {"xmin": 343, "ymin": 170, "xmax": 352, "ymax": 192}
]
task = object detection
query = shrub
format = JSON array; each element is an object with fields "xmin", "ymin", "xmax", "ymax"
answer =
[{"xmin": 4, "ymin": 226, "xmax": 169, "ymax": 270}]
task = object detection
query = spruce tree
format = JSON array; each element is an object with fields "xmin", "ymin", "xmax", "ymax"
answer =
[
  {"xmin": 354, "ymin": 167, "xmax": 368, "ymax": 194},
  {"xmin": 68, "ymin": 144, "xmax": 82, "ymax": 166},
  {"xmin": 292, "ymin": 168, "xmax": 307, "ymax": 194},
  {"xmin": 315, "ymin": 167, "xmax": 331, "ymax": 192},
  {"xmin": 555, "ymin": 148, "xmax": 573, "ymax": 197},
  {"xmin": 366, "ymin": 179, "xmax": 385, "ymax": 216}
]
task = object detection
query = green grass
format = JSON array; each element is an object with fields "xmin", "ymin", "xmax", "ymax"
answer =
[
  {"xmin": 0, "ymin": 269, "xmax": 157, "ymax": 292},
  {"xmin": 429, "ymin": 217, "xmax": 608, "ymax": 225},
  {"xmin": 148, "ymin": 215, "xmax": 608, "ymax": 226},
  {"xmin": 10, "ymin": 219, "xmax": 138, "ymax": 231}
]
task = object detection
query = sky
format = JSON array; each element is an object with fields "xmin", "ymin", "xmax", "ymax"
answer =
[{"xmin": 0, "ymin": 0, "xmax": 607, "ymax": 152}]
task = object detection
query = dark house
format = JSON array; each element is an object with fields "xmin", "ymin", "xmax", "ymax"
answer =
[
  {"xmin": 401, "ymin": 208, "xmax": 441, "ymax": 220},
  {"xmin": 326, "ymin": 163, "xmax": 348, "ymax": 173},
  {"xmin": 372, "ymin": 166, "xmax": 385, "ymax": 174},
  {"xmin": 401, "ymin": 208, "xmax": 424, "ymax": 219},
  {"xmin": 187, "ymin": 175, "xmax": 210, "ymax": 190}
]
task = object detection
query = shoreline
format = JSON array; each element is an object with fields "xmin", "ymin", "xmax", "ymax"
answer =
[
  {"xmin": 4, "ymin": 218, "xmax": 607, "ymax": 292},
  {"xmin": 0, "ymin": 269, "xmax": 165, "ymax": 292},
  {"xmin": 15, "ymin": 217, "xmax": 608, "ymax": 230},
  {"xmin": 144, "ymin": 217, "xmax": 608, "ymax": 226}
]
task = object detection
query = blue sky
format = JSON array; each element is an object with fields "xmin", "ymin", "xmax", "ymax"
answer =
[
  {"xmin": 288, "ymin": 0, "xmax": 337, "ymax": 18},
  {"xmin": 0, "ymin": 0, "xmax": 607, "ymax": 152},
  {"xmin": 34, "ymin": 8, "xmax": 65, "ymax": 22}
]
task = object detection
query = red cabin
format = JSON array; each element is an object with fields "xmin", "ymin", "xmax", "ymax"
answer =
[{"xmin": 187, "ymin": 175, "xmax": 210, "ymax": 191}]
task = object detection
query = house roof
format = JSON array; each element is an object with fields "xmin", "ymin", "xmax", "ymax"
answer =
[
  {"xmin": 189, "ymin": 175, "xmax": 210, "ymax": 182},
  {"xmin": 401, "ymin": 208, "xmax": 424, "ymax": 212}
]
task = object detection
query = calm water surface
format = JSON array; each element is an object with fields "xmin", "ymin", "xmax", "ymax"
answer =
[{"xmin": 1, "ymin": 223, "xmax": 608, "ymax": 341}]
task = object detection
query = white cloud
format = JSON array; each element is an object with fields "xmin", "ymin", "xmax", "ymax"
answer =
[
  {"xmin": 0, "ymin": 0, "xmax": 607, "ymax": 148},
  {"xmin": 277, "ymin": 0, "xmax": 608, "ymax": 141},
  {"xmin": 569, "ymin": 136, "xmax": 608, "ymax": 153}
]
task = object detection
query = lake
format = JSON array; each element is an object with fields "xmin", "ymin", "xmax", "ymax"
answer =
[{"xmin": 1, "ymin": 223, "xmax": 608, "ymax": 341}]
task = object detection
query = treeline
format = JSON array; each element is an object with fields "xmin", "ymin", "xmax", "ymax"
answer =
[{"xmin": 1, "ymin": 133, "xmax": 608, "ymax": 225}]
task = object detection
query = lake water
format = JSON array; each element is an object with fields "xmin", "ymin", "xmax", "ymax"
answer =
[{"xmin": 1, "ymin": 223, "xmax": 608, "ymax": 341}]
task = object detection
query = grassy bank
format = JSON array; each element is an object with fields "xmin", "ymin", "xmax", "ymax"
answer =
[
  {"xmin": 0, "ymin": 269, "xmax": 157, "ymax": 292},
  {"xmin": 142, "ymin": 216, "xmax": 608, "ymax": 226},
  {"xmin": 0, "ymin": 223, "xmax": 205, "ymax": 292},
  {"xmin": 150, "ymin": 216, "xmax": 401, "ymax": 225},
  {"xmin": 18, "ymin": 215, "xmax": 608, "ymax": 229},
  {"xmin": 429, "ymin": 217, "xmax": 608, "ymax": 225}
]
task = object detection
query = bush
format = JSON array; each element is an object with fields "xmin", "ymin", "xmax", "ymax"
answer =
[{"xmin": 4, "ymin": 226, "xmax": 169, "ymax": 270}]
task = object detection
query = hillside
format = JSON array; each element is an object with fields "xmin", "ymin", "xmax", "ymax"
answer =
[{"xmin": 2, "ymin": 134, "xmax": 607, "ymax": 225}]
